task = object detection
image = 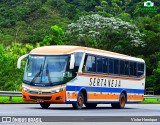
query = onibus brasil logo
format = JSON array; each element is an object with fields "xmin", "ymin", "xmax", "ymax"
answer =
[{"xmin": 140, "ymin": 1, "xmax": 159, "ymax": 12}]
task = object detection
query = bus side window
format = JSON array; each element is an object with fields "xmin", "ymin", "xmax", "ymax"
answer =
[
  {"xmin": 74, "ymin": 52, "xmax": 83, "ymax": 67},
  {"xmin": 97, "ymin": 57, "xmax": 102, "ymax": 73},
  {"xmin": 124, "ymin": 61, "xmax": 129, "ymax": 75},
  {"xmin": 134, "ymin": 62, "xmax": 137, "ymax": 76},
  {"xmin": 109, "ymin": 58, "xmax": 114, "ymax": 74},
  {"xmin": 114, "ymin": 59, "xmax": 119, "ymax": 75},
  {"xmin": 72, "ymin": 52, "xmax": 83, "ymax": 77},
  {"xmin": 102, "ymin": 58, "xmax": 108, "ymax": 73},
  {"xmin": 137, "ymin": 63, "xmax": 144, "ymax": 77},
  {"xmin": 84, "ymin": 55, "xmax": 96, "ymax": 72},
  {"xmin": 130, "ymin": 61, "xmax": 134, "ymax": 76},
  {"xmin": 120, "ymin": 60, "xmax": 125, "ymax": 75},
  {"xmin": 74, "ymin": 52, "xmax": 83, "ymax": 71}
]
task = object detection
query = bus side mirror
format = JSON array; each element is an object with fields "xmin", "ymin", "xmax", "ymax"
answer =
[
  {"xmin": 70, "ymin": 54, "xmax": 75, "ymax": 69},
  {"xmin": 17, "ymin": 54, "xmax": 29, "ymax": 69}
]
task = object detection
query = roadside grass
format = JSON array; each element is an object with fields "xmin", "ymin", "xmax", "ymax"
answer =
[
  {"xmin": 0, "ymin": 97, "xmax": 36, "ymax": 103},
  {"xmin": 141, "ymin": 98, "xmax": 160, "ymax": 104},
  {"xmin": 0, "ymin": 96, "xmax": 23, "ymax": 103}
]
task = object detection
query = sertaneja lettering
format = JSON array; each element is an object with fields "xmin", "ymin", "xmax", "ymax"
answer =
[{"xmin": 89, "ymin": 78, "xmax": 121, "ymax": 88}]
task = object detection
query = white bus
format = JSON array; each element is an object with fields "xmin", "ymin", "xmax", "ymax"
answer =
[{"xmin": 17, "ymin": 46, "xmax": 145, "ymax": 109}]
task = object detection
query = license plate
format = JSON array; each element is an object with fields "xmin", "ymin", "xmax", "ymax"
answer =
[{"xmin": 36, "ymin": 99, "xmax": 44, "ymax": 102}]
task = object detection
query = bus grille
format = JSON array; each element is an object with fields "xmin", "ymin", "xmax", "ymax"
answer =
[
  {"xmin": 29, "ymin": 96, "xmax": 52, "ymax": 100},
  {"xmin": 28, "ymin": 90, "xmax": 52, "ymax": 95}
]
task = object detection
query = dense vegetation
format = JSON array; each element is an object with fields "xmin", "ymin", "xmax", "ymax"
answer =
[{"xmin": 0, "ymin": 0, "xmax": 160, "ymax": 94}]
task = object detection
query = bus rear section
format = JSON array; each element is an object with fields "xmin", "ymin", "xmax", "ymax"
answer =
[{"xmin": 65, "ymin": 53, "xmax": 145, "ymax": 109}]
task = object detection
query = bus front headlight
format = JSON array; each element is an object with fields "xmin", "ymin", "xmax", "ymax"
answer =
[
  {"xmin": 55, "ymin": 89, "xmax": 60, "ymax": 93},
  {"xmin": 55, "ymin": 88, "xmax": 64, "ymax": 93},
  {"xmin": 22, "ymin": 87, "xmax": 29, "ymax": 92}
]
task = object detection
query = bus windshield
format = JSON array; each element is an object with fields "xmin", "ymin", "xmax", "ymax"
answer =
[{"xmin": 23, "ymin": 55, "xmax": 69, "ymax": 86}]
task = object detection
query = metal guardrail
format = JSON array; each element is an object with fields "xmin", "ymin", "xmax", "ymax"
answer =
[
  {"xmin": 145, "ymin": 88, "xmax": 154, "ymax": 95},
  {"xmin": 144, "ymin": 95, "xmax": 160, "ymax": 102},
  {"xmin": 0, "ymin": 91, "xmax": 22, "ymax": 101},
  {"xmin": 144, "ymin": 95, "xmax": 160, "ymax": 101}
]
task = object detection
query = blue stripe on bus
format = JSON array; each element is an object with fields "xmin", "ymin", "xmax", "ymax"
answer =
[{"xmin": 66, "ymin": 86, "xmax": 144, "ymax": 94}]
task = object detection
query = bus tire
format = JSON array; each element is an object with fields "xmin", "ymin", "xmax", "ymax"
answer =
[
  {"xmin": 72, "ymin": 92, "xmax": 84, "ymax": 109},
  {"xmin": 85, "ymin": 103, "xmax": 97, "ymax": 109},
  {"xmin": 111, "ymin": 93, "xmax": 126, "ymax": 109},
  {"xmin": 40, "ymin": 103, "xmax": 50, "ymax": 109}
]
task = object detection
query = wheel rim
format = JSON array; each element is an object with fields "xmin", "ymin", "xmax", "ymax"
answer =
[
  {"xmin": 120, "ymin": 96, "xmax": 125, "ymax": 107},
  {"xmin": 78, "ymin": 95, "xmax": 83, "ymax": 107}
]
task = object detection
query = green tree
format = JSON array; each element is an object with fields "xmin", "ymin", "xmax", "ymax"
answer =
[
  {"xmin": 40, "ymin": 25, "xmax": 64, "ymax": 45},
  {"xmin": 66, "ymin": 14, "xmax": 144, "ymax": 55},
  {"xmin": 116, "ymin": 12, "xmax": 131, "ymax": 22},
  {"xmin": 0, "ymin": 43, "xmax": 33, "ymax": 91},
  {"xmin": 14, "ymin": 21, "xmax": 27, "ymax": 43},
  {"xmin": 147, "ymin": 61, "xmax": 160, "ymax": 94}
]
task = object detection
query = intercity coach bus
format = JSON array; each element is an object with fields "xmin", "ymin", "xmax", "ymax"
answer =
[{"xmin": 17, "ymin": 46, "xmax": 145, "ymax": 109}]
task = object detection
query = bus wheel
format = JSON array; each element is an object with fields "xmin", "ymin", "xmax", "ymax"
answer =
[
  {"xmin": 111, "ymin": 93, "xmax": 126, "ymax": 109},
  {"xmin": 72, "ymin": 92, "xmax": 84, "ymax": 109},
  {"xmin": 40, "ymin": 103, "xmax": 50, "ymax": 109},
  {"xmin": 85, "ymin": 103, "xmax": 97, "ymax": 109}
]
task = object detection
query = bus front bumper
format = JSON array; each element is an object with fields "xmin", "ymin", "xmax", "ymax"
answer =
[{"xmin": 22, "ymin": 89, "xmax": 66, "ymax": 103}]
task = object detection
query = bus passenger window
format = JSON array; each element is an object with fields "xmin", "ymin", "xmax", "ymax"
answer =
[
  {"xmin": 120, "ymin": 60, "xmax": 125, "ymax": 75},
  {"xmin": 124, "ymin": 61, "xmax": 129, "ymax": 75},
  {"xmin": 130, "ymin": 62, "xmax": 134, "ymax": 76},
  {"xmin": 85, "ymin": 55, "xmax": 96, "ymax": 72},
  {"xmin": 97, "ymin": 57, "xmax": 102, "ymax": 73},
  {"xmin": 92, "ymin": 56, "xmax": 96, "ymax": 72},
  {"xmin": 109, "ymin": 58, "xmax": 114, "ymax": 74},
  {"xmin": 134, "ymin": 62, "xmax": 137, "ymax": 76},
  {"xmin": 137, "ymin": 63, "xmax": 144, "ymax": 77},
  {"xmin": 102, "ymin": 58, "xmax": 108, "ymax": 73},
  {"xmin": 114, "ymin": 59, "xmax": 119, "ymax": 75}
]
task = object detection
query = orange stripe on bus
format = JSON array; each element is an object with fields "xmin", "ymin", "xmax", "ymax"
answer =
[
  {"xmin": 128, "ymin": 95, "xmax": 144, "ymax": 100},
  {"xmin": 66, "ymin": 92, "xmax": 144, "ymax": 101},
  {"xmin": 88, "ymin": 93, "xmax": 119, "ymax": 100}
]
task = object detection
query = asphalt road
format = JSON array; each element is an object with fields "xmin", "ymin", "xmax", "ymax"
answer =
[{"xmin": 0, "ymin": 104, "xmax": 160, "ymax": 125}]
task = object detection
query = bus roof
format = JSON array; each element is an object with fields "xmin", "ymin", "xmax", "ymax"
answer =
[{"xmin": 30, "ymin": 45, "xmax": 144, "ymax": 62}]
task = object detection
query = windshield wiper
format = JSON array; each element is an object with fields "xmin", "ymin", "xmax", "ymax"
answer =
[
  {"xmin": 30, "ymin": 64, "xmax": 43, "ymax": 85},
  {"xmin": 46, "ymin": 64, "xmax": 52, "ymax": 86}
]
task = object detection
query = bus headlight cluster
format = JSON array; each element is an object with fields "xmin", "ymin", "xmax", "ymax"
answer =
[
  {"xmin": 22, "ymin": 86, "xmax": 64, "ymax": 94},
  {"xmin": 22, "ymin": 87, "xmax": 30, "ymax": 92},
  {"xmin": 55, "ymin": 88, "xmax": 64, "ymax": 93}
]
